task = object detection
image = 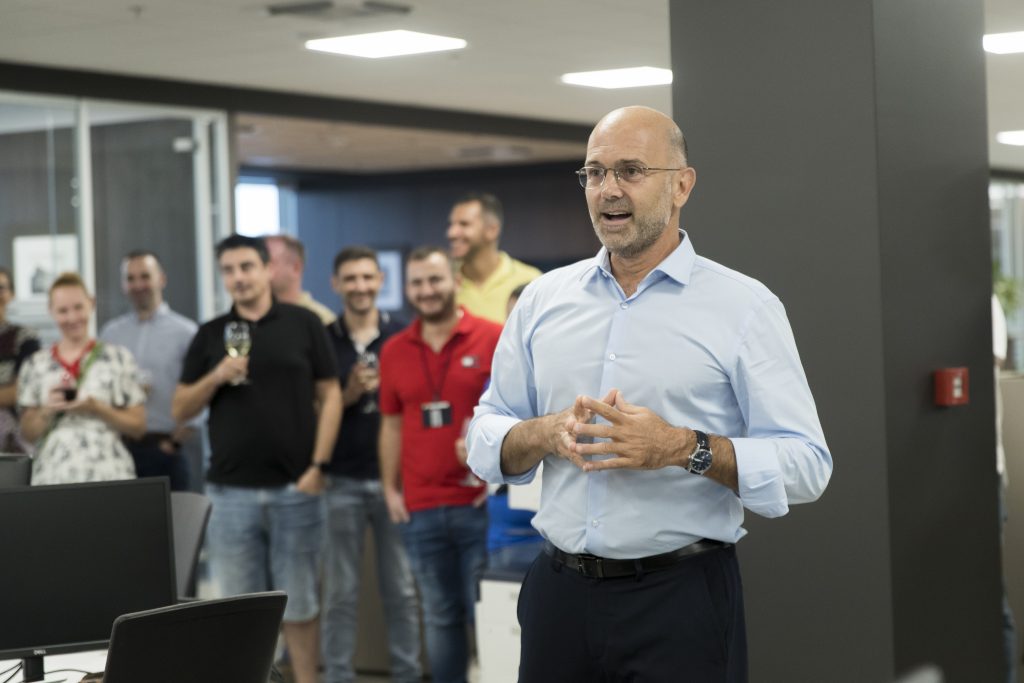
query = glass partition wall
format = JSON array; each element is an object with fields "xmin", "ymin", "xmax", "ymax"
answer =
[
  {"xmin": 991, "ymin": 176, "xmax": 1024, "ymax": 370},
  {"xmin": 0, "ymin": 91, "xmax": 231, "ymax": 341}
]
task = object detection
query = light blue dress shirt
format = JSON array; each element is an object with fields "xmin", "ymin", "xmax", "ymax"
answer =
[
  {"xmin": 100, "ymin": 303, "xmax": 199, "ymax": 433},
  {"xmin": 467, "ymin": 232, "xmax": 831, "ymax": 559}
]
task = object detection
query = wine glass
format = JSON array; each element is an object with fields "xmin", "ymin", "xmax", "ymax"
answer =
[
  {"xmin": 224, "ymin": 321, "xmax": 252, "ymax": 385},
  {"xmin": 357, "ymin": 350, "xmax": 379, "ymax": 413}
]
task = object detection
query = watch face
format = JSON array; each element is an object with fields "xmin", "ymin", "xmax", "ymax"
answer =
[{"xmin": 690, "ymin": 449, "xmax": 713, "ymax": 475}]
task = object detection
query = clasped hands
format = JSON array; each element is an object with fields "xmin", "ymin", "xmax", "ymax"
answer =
[{"xmin": 551, "ymin": 389, "xmax": 688, "ymax": 472}]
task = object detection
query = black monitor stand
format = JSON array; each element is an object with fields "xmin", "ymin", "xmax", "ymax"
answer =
[{"xmin": 21, "ymin": 655, "xmax": 44, "ymax": 682}]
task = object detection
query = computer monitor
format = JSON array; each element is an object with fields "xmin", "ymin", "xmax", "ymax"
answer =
[
  {"xmin": 103, "ymin": 592, "xmax": 286, "ymax": 683},
  {"xmin": 0, "ymin": 479, "xmax": 177, "ymax": 682}
]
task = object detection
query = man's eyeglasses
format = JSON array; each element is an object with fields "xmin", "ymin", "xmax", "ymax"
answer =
[{"xmin": 576, "ymin": 164, "xmax": 683, "ymax": 189}]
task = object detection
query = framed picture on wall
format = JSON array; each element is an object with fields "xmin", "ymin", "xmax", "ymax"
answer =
[
  {"xmin": 377, "ymin": 250, "xmax": 403, "ymax": 311},
  {"xmin": 13, "ymin": 234, "xmax": 79, "ymax": 301}
]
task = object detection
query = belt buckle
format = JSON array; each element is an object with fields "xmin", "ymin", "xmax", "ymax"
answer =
[{"xmin": 576, "ymin": 554, "xmax": 603, "ymax": 579}]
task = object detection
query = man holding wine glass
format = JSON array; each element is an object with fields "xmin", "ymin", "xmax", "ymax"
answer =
[
  {"xmin": 322, "ymin": 246, "xmax": 421, "ymax": 683},
  {"xmin": 172, "ymin": 234, "xmax": 341, "ymax": 683}
]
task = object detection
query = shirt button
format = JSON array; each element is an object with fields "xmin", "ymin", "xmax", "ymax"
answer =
[
  {"xmin": 609, "ymin": 353, "xmax": 617, "ymax": 361},
  {"xmin": 592, "ymin": 520, "xmax": 599, "ymax": 528},
  {"xmin": 620, "ymin": 302, "xmax": 628, "ymax": 310}
]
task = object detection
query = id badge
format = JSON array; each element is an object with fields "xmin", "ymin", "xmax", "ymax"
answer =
[{"xmin": 421, "ymin": 400, "xmax": 453, "ymax": 428}]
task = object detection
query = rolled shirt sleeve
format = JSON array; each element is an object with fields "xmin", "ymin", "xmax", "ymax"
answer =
[
  {"xmin": 730, "ymin": 298, "xmax": 832, "ymax": 518},
  {"xmin": 467, "ymin": 293, "xmax": 540, "ymax": 486}
]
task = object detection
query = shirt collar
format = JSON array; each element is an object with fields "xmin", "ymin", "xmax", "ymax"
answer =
[
  {"xmin": 230, "ymin": 297, "xmax": 280, "ymax": 323},
  {"xmin": 579, "ymin": 230, "xmax": 695, "ymax": 286},
  {"xmin": 410, "ymin": 306, "xmax": 471, "ymax": 346},
  {"xmin": 133, "ymin": 301, "xmax": 170, "ymax": 323},
  {"xmin": 333, "ymin": 309, "xmax": 391, "ymax": 341}
]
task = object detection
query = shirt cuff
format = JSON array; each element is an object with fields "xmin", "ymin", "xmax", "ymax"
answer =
[
  {"xmin": 731, "ymin": 437, "xmax": 789, "ymax": 518},
  {"xmin": 467, "ymin": 414, "xmax": 539, "ymax": 486}
]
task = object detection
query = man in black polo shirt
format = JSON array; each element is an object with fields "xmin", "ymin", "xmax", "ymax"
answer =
[
  {"xmin": 172, "ymin": 234, "xmax": 341, "ymax": 683},
  {"xmin": 321, "ymin": 246, "xmax": 421, "ymax": 683}
]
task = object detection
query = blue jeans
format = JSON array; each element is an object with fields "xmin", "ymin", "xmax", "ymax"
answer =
[
  {"xmin": 205, "ymin": 483, "xmax": 324, "ymax": 623},
  {"xmin": 322, "ymin": 477, "xmax": 421, "ymax": 683},
  {"xmin": 400, "ymin": 504, "xmax": 488, "ymax": 683}
]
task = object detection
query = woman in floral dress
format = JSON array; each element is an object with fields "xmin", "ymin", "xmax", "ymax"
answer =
[{"xmin": 18, "ymin": 273, "xmax": 146, "ymax": 485}]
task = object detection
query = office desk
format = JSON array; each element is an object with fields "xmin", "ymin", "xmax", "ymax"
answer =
[{"xmin": 0, "ymin": 651, "xmax": 106, "ymax": 683}]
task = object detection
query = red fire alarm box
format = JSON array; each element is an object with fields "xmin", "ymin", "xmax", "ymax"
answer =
[{"xmin": 934, "ymin": 367, "xmax": 969, "ymax": 407}]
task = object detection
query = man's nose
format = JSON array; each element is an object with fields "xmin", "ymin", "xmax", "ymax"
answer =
[{"xmin": 600, "ymin": 172, "xmax": 625, "ymax": 198}]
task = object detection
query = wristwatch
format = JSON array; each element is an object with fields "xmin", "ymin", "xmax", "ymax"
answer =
[{"xmin": 686, "ymin": 430, "xmax": 713, "ymax": 475}]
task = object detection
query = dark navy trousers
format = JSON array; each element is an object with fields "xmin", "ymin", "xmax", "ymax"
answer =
[{"xmin": 517, "ymin": 543, "xmax": 748, "ymax": 683}]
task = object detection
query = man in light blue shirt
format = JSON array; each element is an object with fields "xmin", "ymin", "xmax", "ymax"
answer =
[
  {"xmin": 467, "ymin": 106, "xmax": 832, "ymax": 682},
  {"xmin": 100, "ymin": 250, "xmax": 199, "ymax": 490}
]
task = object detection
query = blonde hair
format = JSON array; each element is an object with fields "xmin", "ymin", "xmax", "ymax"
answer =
[{"xmin": 48, "ymin": 272, "xmax": 92, "ymax": 305}]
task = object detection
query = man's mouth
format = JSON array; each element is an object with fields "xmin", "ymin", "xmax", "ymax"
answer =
[{"xmin": 601, "ymin": 210, "xmax": 633, "ymax": 225}]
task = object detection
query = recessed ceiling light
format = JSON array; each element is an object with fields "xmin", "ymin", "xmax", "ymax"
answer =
[
  {"xmin": 305, "ymin": 30, "xmax": 467, "ymax": 58},
  {"xmin": 560, "ymin": 67, "xmax": 673, "ymax": 89},
  {"xmin": 983, "ymin": 31, "xmax": 1024, "ymax": 54},
  {"xmin": 997, "ymin": 130, "xmax": 1024, "ymax": 146}
]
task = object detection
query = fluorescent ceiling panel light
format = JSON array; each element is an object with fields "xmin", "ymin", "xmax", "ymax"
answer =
[
  {"xmin": 560, "ymin": 66, "xmax": 673, "ymax": 89},
  {"xmin": 997, "ymin": 130, "xmax": 1024, "ymax": 146},
  {"xmin": 983, "ymin": 31, "xmax": 1024, "ymax": 54},
  {"xmin": 305, "ymin": 30, "xmax": 466, "ymax": 58}
]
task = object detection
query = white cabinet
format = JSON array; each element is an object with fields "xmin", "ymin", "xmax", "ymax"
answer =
[{"xmin": 476, "ymin": 577, "xmax": 523, "ymax": 683}]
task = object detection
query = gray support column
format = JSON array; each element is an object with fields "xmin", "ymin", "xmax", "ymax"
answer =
[{"xmin": 670, "ymin": 1, "xmax": 1000, "ymax": 680}]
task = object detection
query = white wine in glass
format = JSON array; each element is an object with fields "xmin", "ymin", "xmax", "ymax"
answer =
[{"xmin": 224, "ymin": 321, "xmax": 252, "ymax": 384}]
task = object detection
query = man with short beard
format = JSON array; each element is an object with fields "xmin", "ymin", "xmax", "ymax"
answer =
[
  {"xmin": 378, "ymin": 246, "xmax": 502, "ymax": 683},
  {"xmin": 468, "ymin": 106, "xmax": 832, "ymax": 682},
  {"xmin": 447, "ymin": 192, "xmax": 540, "ymax": 324}
]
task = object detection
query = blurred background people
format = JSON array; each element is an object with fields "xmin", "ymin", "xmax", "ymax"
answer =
[
  {"xmin": 447, "ymin": 192, "xmax": 540, "ymax": 324},
  {"xmin": 18, "ymin": 272, "xmax": 146, "ymax": 485},
  {"xmin": 0, "ymin": 266, "xmax": 41, "ymax": 453},
  {"xmin": 100, "ymin": 250, "xmax": 199, "ymax": 491},
  {"xmin": 266, "ymin": 233, "xmax": 336, "ymax": 325},
  {"xmin": 322, "ymin": 246, "xmax": 421, "ymax": 683}
]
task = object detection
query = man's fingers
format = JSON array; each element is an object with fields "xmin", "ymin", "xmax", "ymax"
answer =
[
  {"xmin": 571, "ymin": 440, "xmax": 616, "ymax": 457},
  {"xmin": 583, "ymin": 457, "xmax": 632, "ymax": 472},
  {"xmin": 573, "ymin": 422, "xmax": 613, "ymax": 440},
  {"xmin": 612, "ymin": 391, "xmax": 643, "ymax": 414},
  {"xmin": 600, "ymin": 388, "xmax": 619, "ymax": 406},
  {"xmin": 580, "ymin": 395, "xmax": 621, "ymax": 422}
]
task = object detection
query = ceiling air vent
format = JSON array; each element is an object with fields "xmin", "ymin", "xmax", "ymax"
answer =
[{"xmin": 266, "ymin": 0, "xmax": 411, "ymax": 19}]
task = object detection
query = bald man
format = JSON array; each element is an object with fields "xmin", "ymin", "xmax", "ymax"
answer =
[{"xmin": 467, "ymin": 106, "xmax": 832, "ymax": 682}]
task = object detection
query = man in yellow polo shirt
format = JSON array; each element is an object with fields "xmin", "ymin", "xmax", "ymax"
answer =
[{"xmin": 447, "ymin": 192, "xmax": 541, "ymax": 323}]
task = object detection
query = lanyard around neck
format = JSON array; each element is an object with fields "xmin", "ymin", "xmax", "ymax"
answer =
[
  {"xmin": 417, "ymin": 341, "xmax": 454, "ymax": 401},
  {"xmin": 51, "ymin": 340, "xmax": 99, "ymax": 383}
]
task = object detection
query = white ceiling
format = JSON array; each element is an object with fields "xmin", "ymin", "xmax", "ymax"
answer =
[{"xmin": 1, "ymin": 0, "xmax": 1023, "ymax": 172}]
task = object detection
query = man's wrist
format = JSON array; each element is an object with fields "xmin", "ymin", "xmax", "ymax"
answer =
[{"xmin": 672, "ymin": 427, "xmax": 696, "ymax": 468}]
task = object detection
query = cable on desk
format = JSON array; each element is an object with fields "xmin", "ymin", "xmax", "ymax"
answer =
[{"xmin": 0, "ymin": 663, "xmax": 21, "ymax": 683}]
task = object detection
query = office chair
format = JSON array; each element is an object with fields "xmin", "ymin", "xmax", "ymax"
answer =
[
  {"xmin": 0, "ymin": 453, "xmax": 31, "ymax": 487},
  {"xmin": 102, "ymin": 591, "xmax": 286, "ymax": 683},
  {"xmin": 169, "ymin": 491, "xmax": 212, "ymax": 598}
]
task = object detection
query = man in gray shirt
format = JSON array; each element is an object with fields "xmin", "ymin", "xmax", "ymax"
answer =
[{"xmin": 100, "ymin": 250, "xmax": 199, "ymax": 490}]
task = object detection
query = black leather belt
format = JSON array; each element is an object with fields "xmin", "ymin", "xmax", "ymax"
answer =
[{"xmin": 545, "ymin": 539, "xmax": 728, "ymax": 579}]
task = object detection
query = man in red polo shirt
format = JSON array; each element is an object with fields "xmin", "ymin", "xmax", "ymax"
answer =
[{"xmin": 379, "ymin": 246, "xmax": 502, "ymax": 683}]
